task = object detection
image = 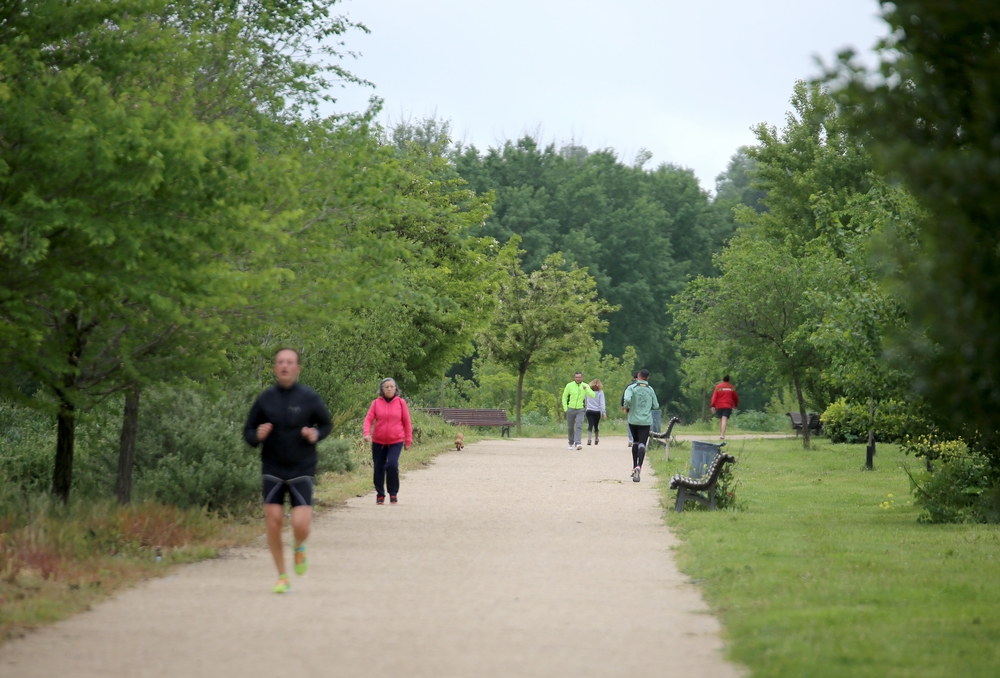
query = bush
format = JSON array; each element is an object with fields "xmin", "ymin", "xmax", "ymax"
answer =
[
  {"xmin": 132, "ymin": 385, "xmax": 259, "ymax": 512},
  {"xmin": 898, "ymin": 434, "xmax": 1000, "ymax": 523},
  {"xmin": 0, "ymin": 402, "xmax": 55, "ymax": 495},
  {"xmin": 907, "ymin": 449, "xmax": 1000, "ymax": 524},
  {"xmin": 0, "ymin": 399, "xmax": 122, "ymax": 499},
  {"xmin": 316, "ymin": 439, "xmax": 353, "ymax": 475},
  {"xmin": 714, "ymin": 459, "xmax": 742, "ymax": 510},
  {"xmin": 821, "ymin": 398, "xmax": 928, "ymax": 444}
]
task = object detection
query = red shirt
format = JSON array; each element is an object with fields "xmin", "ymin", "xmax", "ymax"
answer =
[
  {"xmin": 363, "ymin": 396, "xmax": 413, "ymax": 446},
  {"xmin": 710, "ymin": 382, "xmax": 739, "ymax": 409}
]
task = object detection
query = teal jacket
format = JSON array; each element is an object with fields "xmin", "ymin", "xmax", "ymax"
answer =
[
  {"xmin": 562, "ymin": 381, "xmax": 596, "ymax": 411},
  {"xmin": 623, "ymin": 380, "xmax": 659, "ymax": 425}
]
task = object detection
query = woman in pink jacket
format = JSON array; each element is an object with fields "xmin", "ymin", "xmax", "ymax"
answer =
[{"xmin": 363, "ymin": 378, "xmax": 413, "ymax": 505}]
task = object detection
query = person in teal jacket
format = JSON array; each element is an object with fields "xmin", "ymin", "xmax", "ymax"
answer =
[
  {"xmin": 562, "ymin": 372, "xmax": 596, "ymax": 450},
  {"xmin": 622, "ymin": 368, "xmax": 659, "ymax": 482}
]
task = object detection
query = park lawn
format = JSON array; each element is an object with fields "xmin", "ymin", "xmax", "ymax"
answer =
[{"xmin": 649, "ymin": 437, "xmax": 1000, "ymax": 678}]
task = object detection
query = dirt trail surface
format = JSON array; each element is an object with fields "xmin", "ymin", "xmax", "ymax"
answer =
[{"xmin": 2, "ymin": 437, "xmax": 743, "ymax": 678}]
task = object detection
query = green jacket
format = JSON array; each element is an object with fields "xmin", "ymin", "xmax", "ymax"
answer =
[
  {"xmin": 562, "ymin": 381, "xmax": 596, "ymax": 411},
  {"xmin": 623, "ymin": 380, "xmax": 659, "ymax": 425}
]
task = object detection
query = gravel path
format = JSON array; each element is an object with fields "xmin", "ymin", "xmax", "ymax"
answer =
[{"xmin": 1, "ymin": 437, "xmax": 743, "ymax": 677}]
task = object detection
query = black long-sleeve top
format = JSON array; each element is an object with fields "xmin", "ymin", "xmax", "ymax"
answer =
[{"xmin": 244, "ymin": 382, "xmax": 333, "ymax": 478}]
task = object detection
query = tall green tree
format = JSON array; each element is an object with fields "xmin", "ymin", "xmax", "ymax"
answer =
[
  {"xmin": 742, "ymin": 81, "xmax": 875, "ymax": 254},
  {"xmin": 477, "ymin": 239, "xmax": 616, "ymax": 433},
  {"xmin": 828, "ymin": 0, "xmax": 1000, "ymax": 447},
  {"xmin": 0, "ymin": 1, "xmax": 277, "ymax": 500},
  {"xmin": 452, "ymin": 135, "xmax": 725, "ymax": 406},
  {"xmin": 712, "ymin": 146, "xmax": 767, "ymax": 242},
  {"xmin": 674, "ymin": 234, "xmax": 832, "ymax": 448}
]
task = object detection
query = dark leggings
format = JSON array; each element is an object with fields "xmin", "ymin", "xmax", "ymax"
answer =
[
  {"xmin": 585, "ymin": 410, "xmax": 602, "ymax": 437},
  {"xmin": 629, "ymin": 424, "xmax": 650, "ymax": 468},
  {"xmin": 372, "ymin": 442, "xmax": 403, "ymax": 497}
]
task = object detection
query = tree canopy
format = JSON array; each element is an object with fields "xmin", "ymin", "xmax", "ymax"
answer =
[
  {"xmin": 452, "ymin": 136, "xmax": 730, "ymax": 407},
  {"xmin": 477, "ymin": 238, "xmax": 616, "ymax": 432},
  {"xmin": 828, "ymin": 0, "xmax": 1000, "ymax": 446}
]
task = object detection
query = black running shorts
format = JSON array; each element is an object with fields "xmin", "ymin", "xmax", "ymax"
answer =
[
  {"xmin": 262, "ymin": 475, "xmax": 314, "ymax": 507},
  {"xmin": 715, "ymin": 408, "xmax": 733, "ymax": 418}
]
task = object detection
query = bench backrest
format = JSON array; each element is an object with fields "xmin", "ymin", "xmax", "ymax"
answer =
[
  {"xmin": 441, "ymin": 408, "xmax": 507, "ymax": 417},
  {"xmin": 786, "ymin": 412, "xmax": 821, "ymax": 429},
  {"xmin": 704, "ymin": 451, "xmax": 735, "ymax": 481},
  {"xmin": 418, "ymin": 407, "xmax": 510, "ymax": 420},
  {"xmin": 440, "ymin": 408, "xmax": 513, "ymax": 425}
]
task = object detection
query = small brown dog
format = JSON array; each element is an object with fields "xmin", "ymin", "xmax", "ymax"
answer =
[{"xmin": 455, "ymin": 431, "xmax": 465, "ymax": 451}]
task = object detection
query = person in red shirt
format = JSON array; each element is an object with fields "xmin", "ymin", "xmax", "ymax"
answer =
[
  {"xmin": 710, "ymin": 375, "xmax": 739, "ymax": 440},
  {"xmin": 363, "ymin": 378, "xmax": 413, "ymax": 504}
]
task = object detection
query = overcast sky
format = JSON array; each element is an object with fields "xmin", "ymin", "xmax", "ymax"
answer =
[{"xmin": 329, "ymin": 0, "xmax": 888, "ymax": 191}]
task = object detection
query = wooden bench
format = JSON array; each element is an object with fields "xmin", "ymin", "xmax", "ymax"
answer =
[
  {"xmin": 650, "ymin": 416, "xmax": 681, "ymax": 460},
  {"xmin": 669, "ymin": 449, "xmax": 737, "ymax": 512},
  {"xmin": 649, "ymin": 415, "xmax": 681, "ymax": 446},
  {"xmin": 786, "ymin": 412, "xmax": 822, "ymax": 436},
  {"xmin": 419, "ymin": 408, "xmax": 514, "ymax": 438}
]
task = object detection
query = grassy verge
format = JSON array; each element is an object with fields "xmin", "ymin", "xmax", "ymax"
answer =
[
  {"xmin": 0, "ymin": 415, "xmax": 480, "ymax": 643},
  {"xmin": 647, "ymin": 437, "xmax": 1000, "ymax": 677},
  {"xmin": 0, "ymin": 500, "xmax": 257, "ymax": 642}
]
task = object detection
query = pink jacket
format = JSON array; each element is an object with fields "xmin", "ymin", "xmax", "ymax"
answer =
[{"xmin": 363, "ymin": 396, "xmax": 413, "ymax": 446}]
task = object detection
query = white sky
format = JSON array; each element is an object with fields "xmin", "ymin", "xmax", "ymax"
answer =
[{"xmin": 329, "ymin": 0, "xmax": 887, "ymax": 191}]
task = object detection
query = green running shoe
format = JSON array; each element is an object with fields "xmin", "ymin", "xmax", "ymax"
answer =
[
  {"xmin": 293, "ymin": 542, "xmax": 308, "ymax": 576},
  {"xmin": 273, "ymin": 574, "xmax": 290, "ymax": 594}
]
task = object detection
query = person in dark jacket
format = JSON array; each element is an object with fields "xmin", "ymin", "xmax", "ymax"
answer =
[{"xmin": 245, "ymin": 348, "xmax": 332, "ymax": 593}]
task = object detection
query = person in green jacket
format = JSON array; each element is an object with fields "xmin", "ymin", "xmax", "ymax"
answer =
[
  {"xmin": 622, "ymin": 368, "xmax": 659, "ymax": 482},
  {"xmin": 562, "ymin": 372, "xmax": 596, "ymax": 450}
]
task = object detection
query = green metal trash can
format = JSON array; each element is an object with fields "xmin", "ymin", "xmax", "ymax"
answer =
[{"xmin": 690, "ymin": 440, "xmax": 723, "ymax": 478}]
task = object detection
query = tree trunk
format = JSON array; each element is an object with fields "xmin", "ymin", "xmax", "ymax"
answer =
[
  {"xmin": 115, "ymin": 386, "xmax": 141, "ymax": 504},
  {"xmin": 701, "ymin": 388, "xmax": 709, "ymax": 423},
  {"xmin": 52, "ymin": 396, "xmax": 76, "ymax": 502},
  {"xmin": 866, "ymin": 396, "xmax": 877, "ymax": 470},
  {"xmin": 439, "ymin": 369, "xmax": 445, "ymax": 410},
  {"xmin": 792, "ymin": 371, "xmax": 810, "ymax": 450},
  {"xmin": 516, "ymin": 368, "xmax": 526, "ymax": 435},
  {"xmin": 52, "ymin": 312, "xmax": 85, "ymax": 502}
]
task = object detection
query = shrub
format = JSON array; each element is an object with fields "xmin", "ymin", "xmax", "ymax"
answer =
[
  {"xmin": 908, "ymin": 450, "xmax": 1000, "ymax": 524},
  {"xmin": 132, "ymin": 385, "xmax": 259, "ymax": 512},
  {"xmin": 900, "ymin": 435, "xmax": 1000, "ymax": 524},
  {"xmin": 316, "ymin": 439, "xmax": 353, "ymax": 475},
  {"xmin": 714, "ymin": 459, "xmax": 742, "ymax": 510},
  {"xmin": 0, "ymin": 402, "xmax": 55, "ymax": 495},
  {"xmin": 0, "ymin": 399, "xmax": 121, "ymax": 499},
  {"xmin": 821, "ymin": 398, "xmax": 928, "ymax": 444}
]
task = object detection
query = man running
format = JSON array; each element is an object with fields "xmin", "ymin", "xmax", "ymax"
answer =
[
  {"xmin": 622, "ymin": 368, "xmax": 659, "ymax": 482},
  {"xmin": 244, "ymin": 348, "xmax": 332, "ymax": 593},
  {"xmin": 710, "ymin": 375, "xmax": 739, "ymax": 440},
  {"xmin": 562, "ymin": 371, "xmax": 596, "ymax": 450}
]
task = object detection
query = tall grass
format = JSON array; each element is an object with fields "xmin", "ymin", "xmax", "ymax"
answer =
[
  {"xmin": 0, "ymin": 492, "xmax": 250, "ymax": 639},
  {"xmin": 0, "ymin": 406, "xmax": 475, "ymax": 640}
]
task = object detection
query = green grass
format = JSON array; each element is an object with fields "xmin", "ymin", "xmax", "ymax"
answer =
[
  {"xmin": 648, "ymin": 438, "xmax": 1000, "ymax": 677},
  {"xmin": 511, "ymin": 415, "xmax": 793, "ymax": 439}
]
